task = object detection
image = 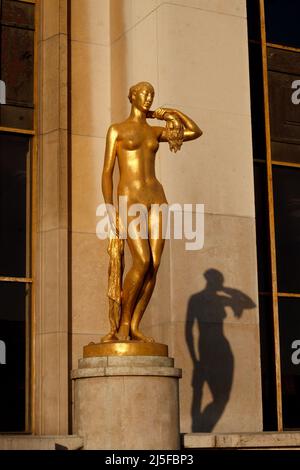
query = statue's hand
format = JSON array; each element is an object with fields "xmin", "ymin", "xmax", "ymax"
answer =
[
  {"xmin": 150, "ymin": 108, "xmax": 184, "ymax": 153},
  {"xmin": 151, "ymin": 107, "xmax": 178, "ymax": 120}
]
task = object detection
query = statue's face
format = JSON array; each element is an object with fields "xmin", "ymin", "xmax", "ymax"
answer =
[{"xmin": 132, "ymin": 85, "xmax": 154, "ymax": 112}]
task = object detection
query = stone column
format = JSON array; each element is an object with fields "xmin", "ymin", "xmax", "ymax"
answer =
[
  {"xmin": 72, "ymin": 356, "xmax": 182, "ymax": 450},
  {"xmin": 36, "ymin": 0, "xmax": 69, "ymax": 435}
]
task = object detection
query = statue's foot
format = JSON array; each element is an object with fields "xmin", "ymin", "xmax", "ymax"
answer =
[
  {"xmin": 116, "ymin": 323, "xmax": 130, "ymax": 341},
  {"xmin": 131, "ymin": 329, "xmax": 154, "ymax": 343},
  {"xmin": 101, "ymin": 331, "xmax": 118, "ymax": 343}
]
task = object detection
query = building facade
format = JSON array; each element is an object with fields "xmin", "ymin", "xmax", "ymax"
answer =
[{"xmin": 0, "ymin": 0, "xmax": 299, "ymax": 448}]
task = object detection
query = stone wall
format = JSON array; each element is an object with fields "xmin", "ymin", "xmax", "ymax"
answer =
[
  {"xmin": 109, "ymin": 0, "xmax": 262, "ymax": 433},
  {"xmin": 36, "ymin": 0, "xmax": 262, "ymax": 434}
]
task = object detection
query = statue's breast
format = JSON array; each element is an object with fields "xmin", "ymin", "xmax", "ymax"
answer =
[
  {"xmin": 119, "ymin": 126, "xmax": 159, "ymax": 153},
  {"xmin": 120, "ymin": 129, "xmax": 143, "ymax": 151},
  {"xmin": 143, "ymin": 136, "xmax": 159, "ymax": 153}
]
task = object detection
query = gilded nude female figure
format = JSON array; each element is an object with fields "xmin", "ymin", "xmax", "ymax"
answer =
[{"xmin": 102, "ymin": 82, "xmax": 202, "ymax": 342}]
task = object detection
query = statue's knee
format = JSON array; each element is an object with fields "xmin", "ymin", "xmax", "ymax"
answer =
[{"xmin": 135, "ymin": 255, "xmax": 150, "ymax": 275}]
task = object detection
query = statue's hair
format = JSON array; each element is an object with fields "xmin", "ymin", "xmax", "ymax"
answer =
[
  {"xmin": 165, "ymin": 117, "xmax": 184, "ymax": 153},
  {"xmin": 128, "ymin": 82, "xmax": 154, "ymax": 103}
]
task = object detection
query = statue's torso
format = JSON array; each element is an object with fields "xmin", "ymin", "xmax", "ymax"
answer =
[{"xmin": 115, "ymin": 120, "xmax": 167, "ymax": 205}]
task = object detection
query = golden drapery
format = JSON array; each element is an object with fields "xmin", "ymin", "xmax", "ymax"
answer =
[{"xmin": 107, "ymin": 233, "xmax": 124, "ymax": 331}]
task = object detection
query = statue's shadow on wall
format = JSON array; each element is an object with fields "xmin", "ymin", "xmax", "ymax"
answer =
[{"xmin": 185, "ymin": 268, "xmax": 256, "ymax": 432}]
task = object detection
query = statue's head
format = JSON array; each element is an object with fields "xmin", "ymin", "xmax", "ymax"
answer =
[{"xmin": 128, "ymin": 82, "xmax": 154, "ymax": 112}]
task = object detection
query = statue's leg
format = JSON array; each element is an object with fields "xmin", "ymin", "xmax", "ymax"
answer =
[
  {"xmin": 131, "ymin": 210, "xmax": 165, "ymax": 342},
  {"xmin": 130, "ymin": 267, "xmax": 159, "ymax": 342},
  {"xmin": 117, "ymin": 232, "xmax": 151, "ymax": 340}
]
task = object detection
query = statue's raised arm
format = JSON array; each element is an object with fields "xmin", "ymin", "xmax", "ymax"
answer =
[{"xmin": 148, "ymin": 106, "xmax": 202, "ymax": 152}]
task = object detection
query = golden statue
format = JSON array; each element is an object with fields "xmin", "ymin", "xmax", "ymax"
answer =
[{"xmin": 101, "ymin": 82, "xmax": 202, "ymax": 345}]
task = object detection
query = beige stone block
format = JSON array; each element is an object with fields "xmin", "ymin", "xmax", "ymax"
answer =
[
  {"xmin": 131, "ymin": 12, "xmax": 159, "ymax": 94},
  {"xmin": 157, "ymin": 4, "xmax": 250, "ymax": 116},
  {"xmin": 59, "ymin": 34, "xmax": 68, "ymax": 130},
  {"xmin": 111, "ymin": 34, "xmax": 133, "ymax": 122},
  {"xmin": 110, "ymin": 0, "xmax": 133, "ymax": 43},
  {"xmin": 221, "ymin": 322, "xmax": 262, "ymax": 431},
  {"xmin": 131, "ymin": 0, "xmax": 160, "ymax": 33},
  {"xmin": 184, "ymin": 431, "xmax": 300, "ymax": 449},
  {"xmin": 72, "ymin": 135, "xmax": 105, "ymax": 233},
  {"xmin": 40, "ymin": 131, "xmax": 59, "ymax": 232},
  {"xmin": 145, "ymin": 323, "xmax": 175, "ymax": 353},
  {"xmin": 36, "ymin": 229, "xmax": 68, "ymax": 335},
  {"xmin": 110, "ymin": 0, "xmax": 246, "ymax": 44},
  {"xmin": 41, "ymin": 35, "xmax": 59, "ymax": 133},
  {"xmin": 59, "ymin": 0, "xmax": 68, "ymax": 35},
  {"xmin": 169, "ymin": 214, "xmax": 259, "ymax": 325},
  {"xmin": 34, "ymin": 328, "xmax": 42, "ymax": 434},
  {"xmin": 35, "ymin": 332, "xmax": 68, "ymax": 435},
  {"xmin": 71, "ymin": 41, "xmax": 110, "ymax": 137},
  {"xmin": 40, "ymin": 34, "xmax": 66, "ymax": 133},
  {"xmin": 42, "ymin": 0, "xmax": 59, "ymax": 40},
  {"xmin": 170, "ymin": 320, "xmax": 262, "ymax": 433},
  {"xmin": 72, "ymin": 0, "xmax": 110, "ymax": 45},
  {"xmin": 72, "ymin": 232, "xmax": 109, "ymax": 335},
  {"xmin": 111, "ymin": 12, "xmax": 159, "ymax": 122},
  {"xmin": 166, "ymin": 323, "xmax": 194, "ymax": 432},
  {"xmin": 184, "ymin": 433, "xmax": 216, "ymax": 448},
  {"xmin": 79, "ymin": 356, "xmax": 108, "ymax": 369},
  {"xmin": 0, "ymin": 436, "xmax": 83, "ymax": 451},
  {"xmin": 157, "ymin": 0, "xmax": 246, "ymax": 18},
  {"xmin": 58, "ymin": 129, "xmax": 68, "ymax": 227},
  {"xmin": 73, "ymin": 365, "xmax": 181, "ymax": 379},
  {"xmin": 72, "ymin": 333, "xmax": 105, "ymax": 370},
  {"xmin": 216, "ymin": 432, "xmax": 300, "ymax": 448},
  {"xmin": 77, "ymin": 355, "xmax": 175, "ymax": 370},
  {"xmin": 39, "ymin": 130, "xmax": 68, "ymax": 232},
  {"xmin": 107, "ymin": 355, "xmax": 174, "ymax": 367},
  {"xmin": 110, "ymin": 0, "xmax": 159, "ymax": 42},
  {"xmin": 40, "ymin": 0, "xmax": 66, "ymax": 40},
  {"xmin": 159, "ymin": 108, "xmax": 254, "ymax": 217}
]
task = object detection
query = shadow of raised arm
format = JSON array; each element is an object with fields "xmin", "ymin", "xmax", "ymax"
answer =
[{"xmin": 222, "ymin": 287, "xmax": 256, "ymax": 318}]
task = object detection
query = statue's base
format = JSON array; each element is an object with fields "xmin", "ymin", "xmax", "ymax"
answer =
[
  {"xmin": 83, "ymin": 340, "xmax": 168, "ymax": 357},
  {"xmin": 72, "ymin": 355, "xmax": 182, "ymax": 450}
]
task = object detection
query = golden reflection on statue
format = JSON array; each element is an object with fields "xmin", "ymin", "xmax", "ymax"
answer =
[{"xmin": 101, "ymin": 82, "xmax": 202, "ymax": 344}]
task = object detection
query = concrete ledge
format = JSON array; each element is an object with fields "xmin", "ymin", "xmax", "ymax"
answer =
[
  {"xmin": 184, "ymin": 432, "xmax": 300, "ymax": 449},
  {"xmin": 72, "ymin": 355, "xmax": 182, "ymax": 379},
  {"xmin": 78, "ymin": 355, "xmax": 174, "ymax": 369},
  {"xmin": 72, "ymin": 366, "xmax": 182, "ymax": 379},
  {"xmin": 0, "ymin": 435, "xmax": 84, "ymax": 450}
]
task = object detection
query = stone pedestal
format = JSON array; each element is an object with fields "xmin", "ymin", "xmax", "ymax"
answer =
[{"xmin": 72, "ymin": 355, "xmax": 182, "ymax": 450}]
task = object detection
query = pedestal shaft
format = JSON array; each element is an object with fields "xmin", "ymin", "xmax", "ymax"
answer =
[{"xmin": 72, "ymin": 356, "xmax": 182, "ymax": 450}]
